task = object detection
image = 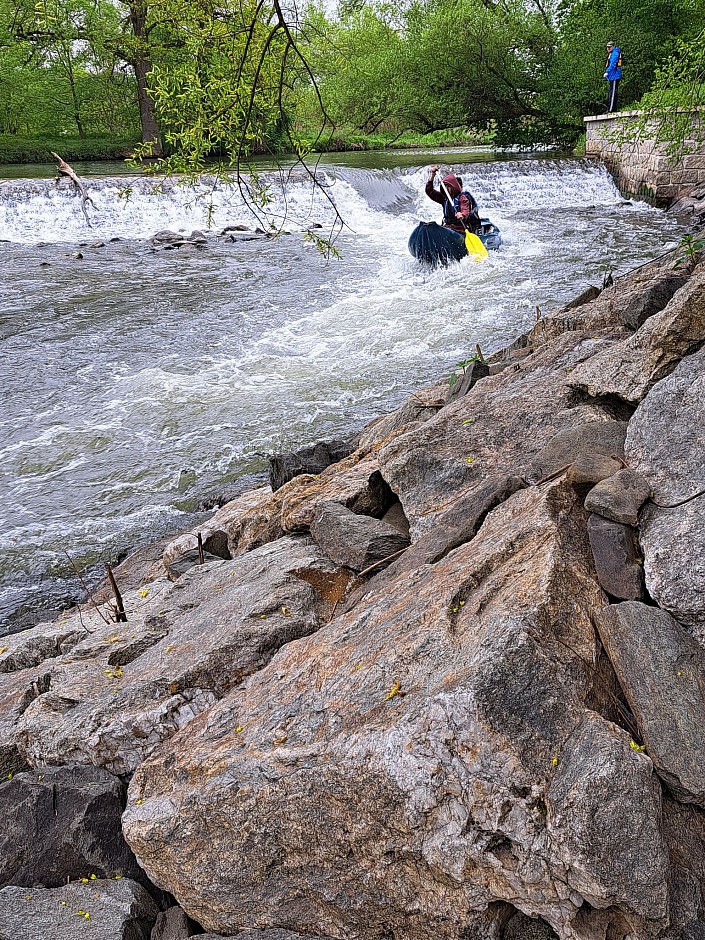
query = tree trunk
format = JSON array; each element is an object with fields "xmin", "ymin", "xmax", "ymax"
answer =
[
  {"xmin": 134, "ymin": 54, "xmax": 163, "ymax": 157},
  {"xmin": 129, "ymin": 1, "xmax": 163, "ymax": 158}
]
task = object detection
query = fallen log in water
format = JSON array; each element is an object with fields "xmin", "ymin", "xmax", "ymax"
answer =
[{"xmin": 51, "ymin": 151, "xmax": 96, "ymax": 225}]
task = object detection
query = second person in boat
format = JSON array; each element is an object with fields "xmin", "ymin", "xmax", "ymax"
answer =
[{"xmin": 426, "ymin": 166, "xmax": 481, "ymax": 234}]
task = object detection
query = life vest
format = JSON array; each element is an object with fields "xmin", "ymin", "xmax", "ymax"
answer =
[{"xmin": 443, "ymin": 191, "xmax": 478, "ymax": 226}]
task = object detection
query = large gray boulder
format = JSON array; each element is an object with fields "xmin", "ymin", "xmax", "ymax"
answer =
[
  {"xmin": 527, "ymin": 421, "xmax": 627, "ymax": 483},
  {"xmin": 595, "ymin": 602, "xmax": 705, "ymax": 806},
  {"xmin": 546, "ymin": 712, "xmax": 667, "ymax": 921},
  {"xmin": 0, "ymin": 879, "xmax": 158, "ymax": 940},
  {"xmin": 268, "ymin": 440, "xmax": 353, "ymax": 491},
  {"xmin": 0, "ymin": 765, "xmax": 144, "ymax": 888},
  {"xmin": 626, "ymin": 345, "xmax": 705, "ymax": 642},
  {"xmin": 378, "ymin": 331, "xmax": 620, "ymax": 540},
  {"xmin": 566, "ymin": 268, "xmax": 705, "ymax": 402},
  {"xmin": 123, "ymin": 481, "xmax": 666, "ymax": 940},
  {"xmin": 310, "ymin": 501, "xmax": 410, "ymax": 571},
  {"xmin": 586, "ymin": 514, "xmax": 646, "ymax": 601},
  {"xmin": 584, "ymin": 468, "xmax": 651, "ymax": 526},
  {"xmin": 3, "ymin": 538, "xmax": 351, "ymax": 775}
]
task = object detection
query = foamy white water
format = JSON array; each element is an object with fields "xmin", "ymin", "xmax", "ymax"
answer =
[{"xmin": 0, "ymin": 152, "xmax": 686, "ymax": 628}]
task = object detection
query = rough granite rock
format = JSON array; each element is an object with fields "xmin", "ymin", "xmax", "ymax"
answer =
[
  {"xmin": 279, "ymin": 454, "xmax": 393, "ymax": 533},
  {"xmin": 616, "ymin": 273, "xmax": 689, "ymax": 331},
  {"xmin": 564, "ymin": 454, "xmax": 623, "ymax": 488},
  {"xmin": 445, "ymin": 359, "xmax": 491, "ymax": 404},
  {"xmin": 584, "ymin": 469, "xmax": 651, "ymax": 525},
  {"xmin": 595, "ymin": 602, "xmax": 705, "ymax": 806},
  {"xmin": 504, "ymin": 912, "xmax": 559, "ymax": 939},
  {"xmin": 626, "ymin": 346, "xmax": 705, "ymax": 641},
  {"xmin": 0, "ymin": 666, "xmax": 49, "ymax": 778},
  {"xmin": 4, "ymin": 538, "xmax": 351, "ymax": 774},
  {"xmin": 586, "ymin": 514, "xmax": 646, "ymax": 600},
  {"xmin": 357, "ymin": 383, "xmax": 446, "ymax": 451},
  {"xmin": 530, "ymin": 250, "xmax": 688, "ymax": 343},
  {"xmin": 566, "ymin": 268, "xmax": 705, "ymax": 402},
  {"xmin": 191, "ymin": 934, "xmax": 334, "ymax": 940},
  {"xmin": 0, "ymin": 765, "xmax": 145, "ymax": 888},
  {"xmin": 662, "ymin": 796, "xmax": 705, "ymax": 936},
  {"xmin": 121, "ymin": 480, "xmax": 666, "ymax": 940},
  {"xmin": 310, "ymin": 501, "xmax": 410, "ymax": 571},
  {"xmin": 0, "ymin": 879, "xmax": 158, "ymax": 940},
  {"xmin": 546, "ymin": 711, "xmax": 668, "ymax": 923},
  {"xmin": 199, "ymin": 454, "xmax": 393, "ymax": 560},
  {"xmin": 378, "ymin": 331, "xmax": 620, "ymax": 540},
  {"xmin": 161, "ymin": 486, "xmax": 271, "ymax": 574},
  {"xmin": 268, "ymin": 440, "xmax": 353, "ymax": 491},
  {"xmin": 151, "ymin": 906, "xmax": 196, "ymax": 940},
  {"xmin": 527, "ymin": 421, "xmax": 628, "ymax": 483}
]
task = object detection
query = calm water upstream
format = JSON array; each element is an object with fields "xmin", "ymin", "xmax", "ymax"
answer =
[{"xmin": 0, "ymin": 148, "xmax": 687, "ymax": 630}]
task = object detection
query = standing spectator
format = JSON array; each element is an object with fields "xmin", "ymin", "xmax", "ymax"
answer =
[{"xmin": 604, "ymin": 41, "xmax": 622, "ymax": 113}]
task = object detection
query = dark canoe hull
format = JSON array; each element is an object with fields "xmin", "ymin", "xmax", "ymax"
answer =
[
  {"xmin": 408, "ymin": 219, "xmax": 502, "ymax": 265},
  {"xmin": 478, "ymin": 218, "xmax": 503, "ymax": 251}
]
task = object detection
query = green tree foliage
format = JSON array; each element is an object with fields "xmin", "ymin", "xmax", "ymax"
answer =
[
  {"xmin": 138, "ymin": 0, "xmax": 297, "ymax": 169},
  {"xmin": 626, "ymin": 27, "xmax": 705, "ymax": 158},
  {"xmin": 299, "ymin": 0, "xmax": 705, "ymax": 149},
  {"xmin": 0, "ymin": 0, "xmax": 702, "ymax": 168},
  {"xmin": 0, "ymin": 0, "xmax": 140, "ymax": 141}
]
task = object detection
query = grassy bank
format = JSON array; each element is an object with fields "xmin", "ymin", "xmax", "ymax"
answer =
[
  {"xmin": 0, "ymin": 134, "xmax": 140, "ymax": 165},
  {"xmin": 292, "ymin": 126, "xmax": 494, "ymax": 153},
  {"xmin": 0, "ymin": 127, "xmax": 493, "ymax": 167}
]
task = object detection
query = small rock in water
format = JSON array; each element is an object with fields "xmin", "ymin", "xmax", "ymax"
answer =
[
  {"xmin": 39, "ymin": 262, "xmax": 51, "ymax": 267},
  {"xmin": 71, "ymin": 252, "xmax": 83, "ymax": 259}
]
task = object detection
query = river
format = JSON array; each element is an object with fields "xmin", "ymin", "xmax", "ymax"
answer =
[{"xmin": 0, "ymin": 148, "xmax": 687, "ymax": 631}]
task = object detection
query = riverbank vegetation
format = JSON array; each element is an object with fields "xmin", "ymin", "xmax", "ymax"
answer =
[{"xmin": 0, "ymin": 0, "xmax": 703, "ymax": 167}]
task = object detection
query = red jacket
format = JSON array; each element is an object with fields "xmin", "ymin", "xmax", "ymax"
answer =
[{"xmin": 425, "ymin": 177, "xmax": 476, "ymax": 233}]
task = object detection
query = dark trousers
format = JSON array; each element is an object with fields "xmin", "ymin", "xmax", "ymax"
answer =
[{"xmin": 608, "ymin": 79, "xmax": 619, "ymax": 113}]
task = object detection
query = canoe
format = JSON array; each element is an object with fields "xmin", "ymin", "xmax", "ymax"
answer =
[{"xmin": 408, "ymin": 219, "xmax": 502, "ymax": 264}]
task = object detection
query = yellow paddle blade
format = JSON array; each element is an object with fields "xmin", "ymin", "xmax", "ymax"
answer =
[{"xmin": 465, "ymin": 230, "xmax": 489, "ymax": 260}]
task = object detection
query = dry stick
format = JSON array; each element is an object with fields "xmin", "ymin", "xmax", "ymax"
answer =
[
  {"xmin": 475, "ymin": 343, "xmax": 484, "ymax": 362},
  {"xmin": 535, "ymin": 304, "xmax": 542, "ymax": 322},
  {"xmin": 197, "ymin": 532, "xmax": 205, "ymax": 565},
  {"xmin": 651, "ymin": 486, "xmax": 705, "ymax": 509},
  {"xmin": 105, "ymin": 563, "xmax": 127, "ymax": 622},
  {"xmin": 357, "ymin": 548, "xmax": 408, "ymax": 579},
  {"xmin": 62, "ymin": 550, "xmax": 107, "ymax": 630},
  {"xmin": 51, "ymin": 151, "xmax": 96, "ymax": 225}
]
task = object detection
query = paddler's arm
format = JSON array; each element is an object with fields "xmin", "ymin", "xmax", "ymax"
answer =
[{"xmin": 425, "ymin": 165, "xmax": 444, "ymax": 205}]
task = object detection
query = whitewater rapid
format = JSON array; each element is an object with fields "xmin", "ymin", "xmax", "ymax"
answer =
[{"xmin": 0, "ymin": 153, "xmax": 686, "ymax": 628}]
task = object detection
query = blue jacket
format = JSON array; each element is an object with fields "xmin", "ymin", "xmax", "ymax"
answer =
[{"xmin": 604, "ymin": 46, "xmax": 622, "ymax": 81}]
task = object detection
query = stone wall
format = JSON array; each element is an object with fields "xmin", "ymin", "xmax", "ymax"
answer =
[{"xmin": 584, "ymin": 109, "xmax": 705, "ymax": 207}]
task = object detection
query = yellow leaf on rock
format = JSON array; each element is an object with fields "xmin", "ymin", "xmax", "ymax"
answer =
[
  {"xmin": 385, "ymin": 680, "xmax": 405, "ymax": 701},
  {"xmin": 0, "ymin": 646, "xmax": 8, "ymax": 655},
  {"xmin": 138, "ymin": 588, "xmax": 150, "ymax": 598},
  {"xmin": 629, "ymin": 740, "xmax": 646, "ymax": 753}
]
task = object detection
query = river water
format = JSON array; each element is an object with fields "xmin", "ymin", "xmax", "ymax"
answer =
[{"xmin": 0, "ymin": 148, "xmax": 686, "ymax": 630}]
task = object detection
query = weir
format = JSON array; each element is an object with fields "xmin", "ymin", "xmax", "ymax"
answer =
[{"xmin": 585, "ymin": 107, "xmax": 705, "ymax": 206}]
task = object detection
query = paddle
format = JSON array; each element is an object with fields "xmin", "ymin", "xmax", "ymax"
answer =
[{"xmin": 439, "ymin": 177, "xmax": 489, "ymax": 261}]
